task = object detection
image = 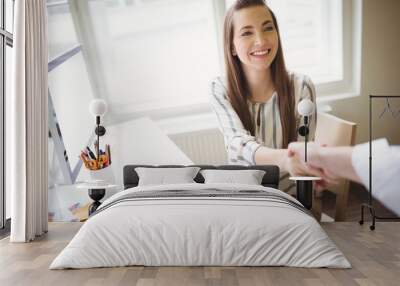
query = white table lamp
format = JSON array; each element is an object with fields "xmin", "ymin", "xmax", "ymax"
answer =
[{"xmin": 294, "ymin": 99, "xmax": 319, "ymax": 209}]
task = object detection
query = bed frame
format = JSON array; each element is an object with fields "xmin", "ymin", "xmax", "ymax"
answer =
[{"xmin": 123, "ymin": 165, "xmax": 280, "ymax": 190}]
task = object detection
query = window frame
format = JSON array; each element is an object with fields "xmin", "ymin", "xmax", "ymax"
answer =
[
  {"xmin": 48, "ymin": 45, "xmax": 88, "ymax": 185},
  {"xmin": 315, "ymin": 0, "xmax": 362, "ymax": 104},
  {"xmin": 47, "ymin": 0, "xmax": 96, "ymax": 185},
  {"xmin": 1, "ymin": 0, "xmax": 14, "ymax": 234}
]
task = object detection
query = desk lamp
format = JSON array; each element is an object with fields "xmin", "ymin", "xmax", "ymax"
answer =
[
  {"xmin": 297, "ymin": 98, "xmax": 315, "ymax": 162},
  {"xmin": 89, "ymin": 99, "xmax": 107, "ymax": 163},
  {"xmin": 295, "ymin": 98, "xmax": 316, "ymax": 209}
]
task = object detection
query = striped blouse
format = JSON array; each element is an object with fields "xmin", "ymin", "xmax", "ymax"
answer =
[{"xmin": 210, "ymin": 73, "xmax": 317, "ymax": 165}]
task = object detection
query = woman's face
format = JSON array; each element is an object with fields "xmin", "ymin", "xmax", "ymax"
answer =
[{"xmin": 232, "ymin": 6, "xmax": 279, "ymax": 72}]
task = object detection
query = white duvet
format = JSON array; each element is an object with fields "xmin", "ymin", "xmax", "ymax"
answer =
[{"xmin": 50, "ymin": 183, "xmax": 351, "ymax": 269}]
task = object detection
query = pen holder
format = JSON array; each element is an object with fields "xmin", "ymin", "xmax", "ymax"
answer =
[
  {"xmin": 84, "ymin": 156, "xmax": 110, "ymax": 171},
  {"xmin": 80, "ymin": 144, "xmax": 112, "ymax": 171}
]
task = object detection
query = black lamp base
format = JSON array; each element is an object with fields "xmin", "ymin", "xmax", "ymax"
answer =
[
  {"xmin": 296, "ymin": 180, "xmax": 313, "ymax": 210},
  {"xmin": 88, "ymin": 188, "xmax": 106, "ymax": 216}
]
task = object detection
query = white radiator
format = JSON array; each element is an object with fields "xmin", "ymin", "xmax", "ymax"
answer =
[
  {"xmin": 168, "ymin": 128, "xmax": 227, "ymax": 165},
  {"xmin": 169, "ymin": 128, "xmax": 295, "ymax": 194}
]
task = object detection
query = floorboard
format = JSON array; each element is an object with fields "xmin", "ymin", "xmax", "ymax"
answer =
[{"xmin": 322, "ymin": 182, "xmax": 398, "ymax": 221}]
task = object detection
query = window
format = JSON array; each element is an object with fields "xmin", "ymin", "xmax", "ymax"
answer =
[
  {"xmin": 267, "ymin": 0, "xmax": 343, "ymax": 85},
  {"xmin": 226, "ymin": 0, "xmax": 343, "ymax": 84},
  {"xmin": 82, "ymin": 0, "xmax": 223, "ymax": 117},
  {"xmin": 226, "ymin": 0, "xmax": 362, "ymax": 101},
  {"xmin": 1, "ymin": 0, "xmax": 14, "ymax": 234}
]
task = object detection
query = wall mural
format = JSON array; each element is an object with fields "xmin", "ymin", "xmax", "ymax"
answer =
[{"xmin": 47, "ymin": 0, "xmax": 377, "ymax": 222}]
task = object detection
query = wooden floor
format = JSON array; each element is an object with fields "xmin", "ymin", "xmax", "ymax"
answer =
[
  {"xmin": 1, "ymin": 222, "xmax": 400, "ymax": 286},
  {"xmin": 321, "ymin": 182, "xmax": 398, "ymax": 222}
]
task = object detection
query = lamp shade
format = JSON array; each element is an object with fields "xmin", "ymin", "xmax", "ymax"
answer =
[
  {"xmin": 297, "ymin": 98, "xmax": 315, "ymax": 116},
  {"xmin": 89, "ymin": 99, "xmax": 107, "ymax": 117}
]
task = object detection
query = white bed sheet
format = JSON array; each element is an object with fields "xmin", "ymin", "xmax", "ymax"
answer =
[{"xmin": 50, "ymin": 183, "xmax": 350, "ymax": 269}]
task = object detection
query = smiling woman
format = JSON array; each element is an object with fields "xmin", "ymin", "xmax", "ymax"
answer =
[{"xmin": 210, "ymin": 0, "xmax": 317, "ymax": 177}]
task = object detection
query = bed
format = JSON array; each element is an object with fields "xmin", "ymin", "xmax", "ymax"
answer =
[{"xmin": 50, "ymin": 165, "xmax": 350, "ymax": 269}]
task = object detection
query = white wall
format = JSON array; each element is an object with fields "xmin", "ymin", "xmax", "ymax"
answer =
[{"xmin": 330, "ymin": 0, "xmax": 400, "ymax": 145}]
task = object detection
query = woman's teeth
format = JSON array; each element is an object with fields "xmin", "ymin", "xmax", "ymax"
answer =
[{"xmin": 251, "ymin": 49, "xmax": 271, "ymax": 56}]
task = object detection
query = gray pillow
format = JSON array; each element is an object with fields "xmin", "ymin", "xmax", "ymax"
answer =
[
  {"xmin": 135, "ymin": 167, "xmax": 200, "ymax": 186},
  {"xmin": 200, "ymin": 169, "xmax": 266, "ymax": 185}
]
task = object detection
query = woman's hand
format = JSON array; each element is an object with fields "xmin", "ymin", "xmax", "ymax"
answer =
[{"xmin": 282, "ymin": 149, "xmax": 316, "ymax": 177}]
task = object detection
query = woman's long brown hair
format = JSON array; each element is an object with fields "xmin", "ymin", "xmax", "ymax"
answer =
[{"xmin": 223, "ymin": 0, "xmax": 296, "ymax": 147}]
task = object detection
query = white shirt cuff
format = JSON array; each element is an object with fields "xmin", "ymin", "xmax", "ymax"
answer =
[{"xmin": 351, "ymin": 138, "xmax": 389, "ymax": 189}]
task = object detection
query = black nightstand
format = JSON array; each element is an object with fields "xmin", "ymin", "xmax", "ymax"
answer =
[
  {"xmin": 88, "ymin": 188, "xmax": 106, "ymax": 215},
  {"xmin": 289, "ymin": 176, "xmax": 321, "ymax": 210},
  {"xmin": 77, "ymin": 183, "xmax": 118, "ymax": 216}
]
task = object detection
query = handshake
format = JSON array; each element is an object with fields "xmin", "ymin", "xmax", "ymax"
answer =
[{"xmin": 286, "ymin": 142, "xmax": 360, "ymax": 191}]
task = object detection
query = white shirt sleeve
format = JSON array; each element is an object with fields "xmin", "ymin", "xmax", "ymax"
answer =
[
  {"xmin": 209, "ymin": 77, "xmax": 261, "ymax": 165},
  {"xmin": 351, "ymin": 138, "xmax": 400, "ymax": 215}
]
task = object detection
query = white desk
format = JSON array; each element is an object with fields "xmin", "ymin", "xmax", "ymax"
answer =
[
  {"xmin": 50, "ymin": 117, "xmax": 193, "ymax": 221},
  {"xmin": 77, "ymin": 117, "xmax": 193, "ymax": 186}
]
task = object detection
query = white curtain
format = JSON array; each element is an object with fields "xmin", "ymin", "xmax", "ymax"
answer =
[{"xmin": 10, "ymin": 0, "xmax": 48, "ymax": 242}]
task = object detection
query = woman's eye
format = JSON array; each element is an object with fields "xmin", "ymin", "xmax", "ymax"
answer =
[
  {"xmin": 241, "ymin": 31, "xmax": 252, "ymax": 36},
  {"xmin": 264, "ymin": 26, "xmax": 274, "ymax": 31}
]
